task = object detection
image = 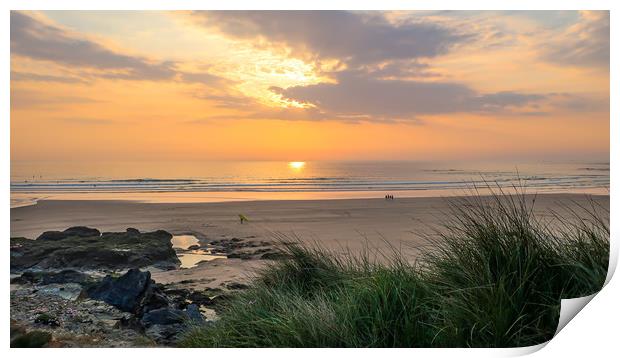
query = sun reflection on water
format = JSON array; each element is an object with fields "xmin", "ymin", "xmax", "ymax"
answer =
[{"xmin": 288, "ymin": 161, "xmax": 306, "ymax": 170}]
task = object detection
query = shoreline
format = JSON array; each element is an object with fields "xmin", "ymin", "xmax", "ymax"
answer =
[{"xmin": 10, "ymin": 187, "xmax": 611, "ymax": 209}]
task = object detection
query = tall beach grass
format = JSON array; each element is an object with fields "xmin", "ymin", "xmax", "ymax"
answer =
[{"xmin": 181, "ymin": 187, "xmax": 609, "ymax": 347}]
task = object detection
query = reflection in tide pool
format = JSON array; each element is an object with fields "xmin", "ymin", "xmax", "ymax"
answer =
[
  {"xmin": 171, "ymin": 235, "xmax": 199, "ymax": 250},
  {"xmin": 172, "ymin": 235, "xmax": 226, "ymax": 269},
  {"xmin": 178, "ymin": 253, "xmax": 226, "ymax": 269}
]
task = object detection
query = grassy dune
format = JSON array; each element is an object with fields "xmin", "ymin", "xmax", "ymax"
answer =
[{"xmin": 181, "ymin": 188, "xmax": 609, "ymax": 348}]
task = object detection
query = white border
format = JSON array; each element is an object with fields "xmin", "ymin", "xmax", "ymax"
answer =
[{"xmin": 2, "ymin": 1, "xmax": 616, "ymax": 357}]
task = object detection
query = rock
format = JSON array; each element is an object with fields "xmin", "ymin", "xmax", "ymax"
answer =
[
  {"xmin": 38, "ymin": 283, "xmax": 84, "ymax": 301},
  {"xmin": 141, "ymin": 306, "xmax": 205, "ymax": 345},
  {"xmin": 63, "ymin": 226, "xmax": 101, "ymax": 238},
  {"xmin": 37, "ymin": 226, "xmax": 100, "ymax": 241},
  {"xmin": 34, "ymin": 312, "xmax": 60, "ymax": 327},
  {"xmin": 162, "ymin": 287, "xmax": 214, "ymax": 308},
  {"xmin": 144, "ymin": 323, "xmax": 185, "ymax": 345},
  {"xmin": 11, "ymin": 270, "xmax": 92, "ymax": 286},
  {"xmin": 185, "ymin": 304, "xmax": 204, "ymax": 323},
  {"xmin": 126, "ymin": 228, "xmax": 141, "ymax": 235},
  {"xmin": 11, "ymin": 229, "xmax": 180, "ymax": 271},
  {"xmin": 187, "ymin": 244, "xmax": 200, "ymax": 251},
  {"xmin": 141, "ymin": 307, "xmax": 187, "ymax": 327},
  {"xmin": 84, "ymin": 269, "xmax": 169, "ymax": 314},
  {"xmin": 10, "ymin": 330, "xmax": 52, "ymax": 348},
  {"xmin": 227, "ymin": 252, "xmax": 253, "ymax": 260},
  {"xmin": 36, "ymin": 231, "xmax": 68, "ymax": 241},
  {"xmin": 10, "ymin": 289, "xmax": 147, "ymax": 347}
]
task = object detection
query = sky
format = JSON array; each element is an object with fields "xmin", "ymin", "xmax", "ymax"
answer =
[{"xmin": 10, "ymin": 10, "xmax": 610, "ymax": 162}]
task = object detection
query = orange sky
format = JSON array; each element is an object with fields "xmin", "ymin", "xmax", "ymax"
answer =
[{"xmin": 10, "ymin": 11, "xmax": 609, "ymax": 162}]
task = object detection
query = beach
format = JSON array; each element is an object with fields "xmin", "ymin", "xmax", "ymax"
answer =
[
  {"xmin": 11, "ymin": 194, "xmax": 609, "ymax": 283},
  {"xmin": 12, "ymin": 194, "xmax": 609, "ymax": 246},
  {"xmin": 10, "ymin": 194, "xmax": 609, "ymax": 347}
]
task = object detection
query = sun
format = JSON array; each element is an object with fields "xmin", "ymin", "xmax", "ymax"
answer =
[{"xmin": 288, "ymin": 161, "xmax": 306, "ymax": 170}]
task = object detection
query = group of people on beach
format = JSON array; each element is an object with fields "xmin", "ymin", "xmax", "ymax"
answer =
[{"xmin": 384, "ymin": 194, "xmax": 395, "ymax": 200}]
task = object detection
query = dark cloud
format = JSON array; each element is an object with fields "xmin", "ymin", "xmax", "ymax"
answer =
[
  {"xmin": 543, "ymin": 11, "xmax": 609, "ymax": 68},
  {"xmin": 11, "ymin": 11, "xmax": 176, "ymax": 80},
  {"xmin": 189, "ymin": 11, "xmax": 472, "ymax": 66},
  {"xmin": 364, "ymin": 60, "xmax": 441, "ymax": 79},
  {"xmin": 270, "ymin": 71, "xmax": 546, "ymax": 120}
]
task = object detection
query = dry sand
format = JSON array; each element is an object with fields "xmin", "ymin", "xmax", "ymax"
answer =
[{"xmin": 10, "ymin": 194, "xmax": 609, "ymax": 288}]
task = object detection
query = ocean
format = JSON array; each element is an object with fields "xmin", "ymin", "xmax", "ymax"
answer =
[{"xmin": 10, "ymin": 160, "xmax": 609, "ymax": 208}]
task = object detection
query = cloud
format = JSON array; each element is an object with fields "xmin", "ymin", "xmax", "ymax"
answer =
[
  {"xmin": 180, "ymin": 72, "xmax": 228, "ymax": 85},
  {"xmin": 11, "ymin": 88, "xmax": 100, "ymax": 109},
  {"xmin": 187, "ymin": 108, "xmax": 325, "ymax": 124},
  {"xmin": 270, "ymin": 70, "xmax": 546, "ymax": 121},
  {"xmin": 363, "ymin": 60, "xmax": 441, "ymax": 80},
  {"xmin": 11, "ymin": 71, "xmax": 88, "ymax": 84},
  {"xmin": 542, "ymin": 11, "xmax": 609, "ymax": 68},
  {"xmin": 11, "ymin": 11, "xmax": 176, "ymax": 81},
  {"xmin": 189, "ymin": 11, "xmax": 472, "ymax": 66}
]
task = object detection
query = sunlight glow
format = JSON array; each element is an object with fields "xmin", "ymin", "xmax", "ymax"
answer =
[{"xmin": 289, "ymin": 161, "xmax": 306, "ymax": 170}]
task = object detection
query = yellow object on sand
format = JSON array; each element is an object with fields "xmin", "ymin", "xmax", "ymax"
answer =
[{"xmin": 239, "ymin": 214, "xmax": 249, "ymax": 224}]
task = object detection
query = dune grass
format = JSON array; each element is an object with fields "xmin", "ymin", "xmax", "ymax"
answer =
[{"xmin": 180, "ymin": 188, "xmax": 609, "ymax": 348}]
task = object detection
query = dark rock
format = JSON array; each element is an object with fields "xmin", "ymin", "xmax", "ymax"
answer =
[
  {"xmin": 204, "ymin": 287, "xmax": 223, "ymax": 295},
  {"xmin": 11, "ymin": 229, "xmax": 179, "ymax": 271},
  {"xmin": 141, "ymin": 306, "xmax": 205, "ymax": 345},
  {"xmin": 187, "ymin": 291, "xmax": 215, "ymax": 306},
  {"xmin": 84, "ymin": 269, "xmax": 169, "ymax": 314},
  {"xmin": 63, "ymin": 226, "xmax": 101, "ymax": 237},
  {"xmin": 126, "ymin": 228, "xmax": 141, "ymax": 235},
  {"xmin": 36, "ymin": 231, "xmax": 68, "ymax": 241},
  {"xmin": 34, "ymin": 313, "xmax": 60, "ymax": 327},
  {"xmin": 141, "ymin": 307, "xmax": 187, "ymax": 327},
  {"xmin": 144, "ymin": 323, "xmax": 184, "ymax": 345},
  {"xmin": 11, "ymin": 270, "xmax": 92, "ymax": 286},
  {"xmin": 227, "ymin": 252, "xmax": 253, "ymax": 260},
  {"xmin": 162, "ymin": 287, "xmax": 214, "ymax": 307},
  {"xmin": 10, "ymin": 330, "xmax": 52, "ymax": 348},
  {"xmin": 185, "ymin": 304, "xmax": 204, "ymax": 323},
  {"xmin": 187, "ymin": 244, "xmax": 200, "ymax": 251},
  {"xmin": 37, "ymin": 226, "xmax": 100, "ymax": 241}
]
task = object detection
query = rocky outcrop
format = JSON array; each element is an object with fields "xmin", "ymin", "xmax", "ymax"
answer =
[
  {"xmin": 84, "ymin": 269, "xmax": 170, "ymax": 314},
  {"xmin": 11, "ymin": 228, "xmax": 180, "ymax": 271},
  {"xmin": 37, "ymin": 226, "xmax": 101, "ymax": 241},
  {"xmin": 83, "ymin": 269, "xmax": 206, "ymax": 344},
  {"xmin": 11, "ymin": 270, "xmax": 92, "ymax": 286}
]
